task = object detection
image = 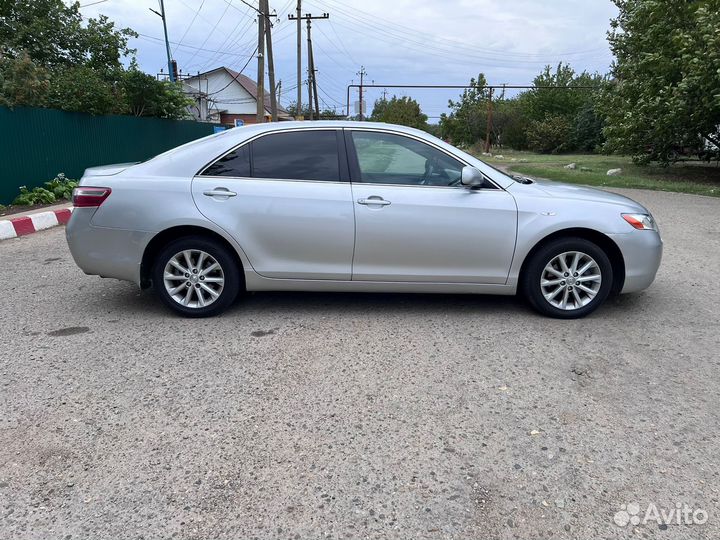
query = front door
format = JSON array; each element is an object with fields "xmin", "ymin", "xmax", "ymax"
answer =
[
  {"xmin": 193, "ymin": 129, "xmax": 354, "ymax": 280},
  {"xmin": 347, "ymin": 130, "xmax": 517, "ymax": 284}
]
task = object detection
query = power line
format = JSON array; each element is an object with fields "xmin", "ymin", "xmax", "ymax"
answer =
[
  {"xmin": 206, "ymin": 46, "xmax": 259, "ymax": 96},
  {"xmin": 137, "ymin": 33, "xmax": 255, "ymax": 58},
  {"xmin": 173, "ymin": 0, "xmax": 206, "ymax": 54},
  {"xmin": 314, "ymin": 0, "xmax": 610, "ymax": 61},
  {"xmin": 182, "ymin": 1, "xmax": 233, "ymax": 68}
]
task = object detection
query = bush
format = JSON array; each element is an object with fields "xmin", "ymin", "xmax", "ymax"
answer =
[
  {"xmin": 12, "ymin": 173, "xmax": 78, "ymax": 205},
  {"xmin": 13, "ymin": 186, "xmax": 57, "ymax": 205},
  {"xmin": 44, "ymin": 173, "xmax": 77, "ymax": 199},
  {"xmin": 526, "ymin": 115, "xmax": 573, "ymax": 154}
]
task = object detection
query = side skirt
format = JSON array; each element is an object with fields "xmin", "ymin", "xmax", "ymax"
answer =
[{"xmin": 244, "ymin": 270, "xmax": 517, "ymax": 295}]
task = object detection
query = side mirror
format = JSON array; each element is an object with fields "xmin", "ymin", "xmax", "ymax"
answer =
[{"xmin": 461, "ymin": 166, "xmax": 485, "ymax": 187}]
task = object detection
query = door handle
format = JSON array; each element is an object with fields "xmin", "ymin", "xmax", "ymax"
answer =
[
  {"xmin": 203, "ymin": 188, "xmax": 237, "ymax": 198},
  {"xmin": 357, "ymin": 197, "xmax": 391, "ymax": 206}
]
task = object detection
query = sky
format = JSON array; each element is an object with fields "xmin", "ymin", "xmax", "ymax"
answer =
[{"xmin": 75, "ymin": 0, "xmax": 619, "ymax": 121}]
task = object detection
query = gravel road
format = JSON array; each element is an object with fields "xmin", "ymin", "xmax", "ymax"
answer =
[{"xmin": 1, "ymin": 188, "xmax": 719, "ymax": 539}]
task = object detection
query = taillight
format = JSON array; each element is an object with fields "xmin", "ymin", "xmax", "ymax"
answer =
[{"xmin": 73, "ymin": 187, "xmax": 112, "ymax": 207}]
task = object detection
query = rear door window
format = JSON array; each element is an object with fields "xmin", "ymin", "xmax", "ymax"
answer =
[
  {"xmin": 251, "ymin": 130, "xmax": 340, "ymax": 181},
  {"xmin": 201, "ymin": 144, "xmax": 250, "ymax": 177}
]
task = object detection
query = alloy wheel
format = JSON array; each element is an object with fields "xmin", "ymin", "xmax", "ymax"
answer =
[
  {"xmin": 540, "ymin": 251, "xmax": 602, "ymax": 311},
  {"xmin": 163, "ymin": 249, "xmax": 225, "ymax": 308}
]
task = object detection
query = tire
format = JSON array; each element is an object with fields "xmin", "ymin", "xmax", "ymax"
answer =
[
  {"xmin": 152, "ymin": 235, "xmax": 240, "ymax": 318},
  {"xmin": 521, "ymin": 237, "xmax": 613, "ymax": 319}
]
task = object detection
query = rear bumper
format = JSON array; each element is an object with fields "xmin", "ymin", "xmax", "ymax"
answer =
[
  {"xmin": 609, "ymin": 230, "xmax": 663, "ymax": 293},
  {"xmin": 66, "ymin": 208, "xmax": 152, "ymax": 286}
]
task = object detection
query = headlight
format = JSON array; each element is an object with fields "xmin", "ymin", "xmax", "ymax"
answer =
[{"xmin": 622, "ymin": 213, "xmax": 658, "ymax": 231}]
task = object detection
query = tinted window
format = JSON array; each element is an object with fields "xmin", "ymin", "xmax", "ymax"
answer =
[
  {"xmin": 351, "ymin": 131, "xmax": 463, "ymax": 186},
  {"xmin": 202, "ymin": 144, "xmax": 250, "ymax": 177},
  {"xmin": 252, "ymin": 131, "xmax": 339, "ymax": 181}
]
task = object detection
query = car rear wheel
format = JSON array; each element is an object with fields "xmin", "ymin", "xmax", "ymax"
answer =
[
  {"xmin": 522, "ymin": 237, "xmax": 613, "ymax": 319},
  {"xmin": 152, "ymin": 236, "xmax": 240, "ymax": 317}
]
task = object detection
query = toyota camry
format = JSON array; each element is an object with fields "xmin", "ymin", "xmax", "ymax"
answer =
[{"xmin": 66, "ymin": 121, "xmax": 662, "ymax": 318}]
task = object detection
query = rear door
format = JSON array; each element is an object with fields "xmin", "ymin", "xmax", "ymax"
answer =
[
  {"xmin": 347, "ymin": 129, "xmax": 517, "ymax": 284},
  {"xmin": 192, "ymin": 129, "xmax": 355, "ymax": 280}
]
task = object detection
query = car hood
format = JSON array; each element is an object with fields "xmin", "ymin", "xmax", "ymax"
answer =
[{"xmin": 520, "ymin": 178, "xmax": 647, "ymax": 211}]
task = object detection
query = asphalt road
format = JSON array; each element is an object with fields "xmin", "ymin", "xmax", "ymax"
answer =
[{"xmin": 1, "ymin": 188, "xmax": 719, "ymax": 540}]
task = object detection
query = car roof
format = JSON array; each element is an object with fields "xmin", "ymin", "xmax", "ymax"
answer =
[{"xmin": 230, "ymin": 120, "xmax": 427, "ymax": 137}]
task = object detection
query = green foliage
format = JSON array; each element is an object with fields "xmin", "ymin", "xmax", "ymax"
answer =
[
  {"xmin": 285, "ymin": 101, "xmax": 342, "ymax": 119},
  {"xmin": 47, "ymin": 64, "xmax": 121, "ymax": 115},
  {"xmin": 13, "ymin": 185, "xmax": 56, "ymax": 205},
  {"xmin": 572, "ymin": 101, "xmax": 605, "ymax": 152},
  {"xmin": 526, "ymin": 115, "xmax": 573, "ymax": 154},
  {"xmin": 441, "ymin": 67, "xmax": 607, "ymax": 153},
  {"xmin": 370, "ymin": 95, "xmax": 428, "ymax": 130},
  {"xmin": 493, "ymin": 97, "xmax": 529, "ymax": 150},
  {"xmin": 522, "ymin": 64, "xmax": 607, "ymax": 153},
  {"xmin": 44, "ymin": 173, "xmax": 78, "ymax": 199},
  {"xmin": 602, "ymin": 0, "xmax": 720, "ymax": 164},
  {"xmin": 123, "ymin": 66, "xmax": 192, "ymax": 119},
  {"xmin": 12, "ymin": 173, "xmax": 77, "ymax": 206},
  {"xmin": 0, "ymin": 52, "xmax": 50, "ymax": 107},
  {"xmin": 439, "ymin": 74, "xmax": 491, "ymax": 146},
  {"xmin": 0, "ymin": 1, "xmax": 135, "ymax": 69},
  {"xmin": 0, "ymin": 0, "xmax": 188, "ymax": 120}
]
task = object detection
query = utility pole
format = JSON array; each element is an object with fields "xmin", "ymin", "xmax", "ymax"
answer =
[
  {"xmin": 149, "ymin": 0, "xmax": 174, "ymax": 82},
  {"xmin": 256, "ymin": 1, "xmax": 266, "ymax": 123},
  {"xmin": 357, "ymin": 66, "xmax": 367, "ymax": 121},
  {"xmin": 310, "ymin": 40, "xmax": 320, "ymax": 119},
  {"xmin": 306, "ymin": 19, "xmax": 321, "ymax": 120},
  {"xmin": 263, "ymin": 0, "xmax": 278, "ymax": 122},
  {"xmin": 306, "ymin": 19, "xmax": 314, "ymax": 120},
  {"xmin": 294, "ymin": 1, "xmax": 302, "ymax": 119},
  {"xmin": 288, "ymin": 12, "xmax": 328, "ymax": 120},
  {"xmin": 484, "ymin": 87, "xmax": 494, "ymax": 153}
]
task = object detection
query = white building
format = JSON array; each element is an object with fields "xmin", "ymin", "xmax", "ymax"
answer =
[{"xmin": 184, "ymin": 67, "xmax": 291, "ymax": 125}]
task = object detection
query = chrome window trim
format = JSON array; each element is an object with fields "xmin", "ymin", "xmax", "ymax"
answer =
[
  {"xmin": 196, "ymin": 127, "xmax": 344, "ymax": 179},
  {"xmin": 196, "ymin": 124, "xmax": 502, "ymax": 191},
  {"xmin": 193, "ymin": 175, "xmax": 348, "ymax": 185}
]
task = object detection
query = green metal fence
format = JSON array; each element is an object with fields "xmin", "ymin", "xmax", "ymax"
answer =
[{"xmin": 0, "ymin": 106, "xmax": 216, "ymax": 205}]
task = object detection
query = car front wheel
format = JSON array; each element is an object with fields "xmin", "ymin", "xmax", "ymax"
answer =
[
  {"xmin": 152, "ymin": 236, "xmax": 240, "ymax": 317},
  {"xmin": 522, "ymin": 237, "xmax": 613, "ymax": 319}
]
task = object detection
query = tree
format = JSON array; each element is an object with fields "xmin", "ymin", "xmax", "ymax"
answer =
[
  {"xmin": 521, "ymin": 63, "xmax": 607, "ymax": 153},
  {"xmin": 46, "ymin": 65, "xmax": 121, "ymax": 115},
  {"xmin": 0, "ymin": 52, "xmax": 49, "ymax": 108},
  {"xmin": 0, "ymin": 1, "xmax": 136, "ymax": 69},
  {"xmin": 123, "ymin": 66, "xmax": 192, "ymax": 119},
  {"xmin": 602, "ymin": 0, "xmax": 720, "ymax": 164},
  {"xmin": 439, "ymin": 73, "xmax": 491, "ymax": 145},
  {"xmin": 526, "ymin": 115, "xmax": 573, "ymax": 154},
  {"xmin": 0, "ymin": 0, "xmax": 192, "ymax": 120},
  {"xmin": 285, "ymin": 101, "xmax": 342, "ymax": 119},
  {"xmin": 370, "ymin": 95, "xmax": 428, "ymax": 130}
]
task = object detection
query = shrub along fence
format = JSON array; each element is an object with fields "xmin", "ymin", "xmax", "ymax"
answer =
[{"xmin": 0, "ymin": 106, "xmax": 216, "ymax": 205}]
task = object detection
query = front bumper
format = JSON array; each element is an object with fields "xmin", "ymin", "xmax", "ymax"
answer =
[
  {"xmin": 608, "ymin": 230, "xmax": 663, "ymax": 293},
  {"xmin": 66, "ymin": 208, "xmax": 153, "ymax": 286}
]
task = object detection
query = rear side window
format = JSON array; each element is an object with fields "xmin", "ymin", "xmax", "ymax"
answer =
[
  {"xmin": 251, "ymin": 131, "xmax": 339, "ymax": 181},
  {"xmin": 202, "ymin": 144, "xmax": 250, "ymax": 177}
]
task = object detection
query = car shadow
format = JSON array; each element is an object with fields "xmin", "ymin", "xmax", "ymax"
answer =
[{"xmin": 232, "ymin": 290, "xmax": 527, "ymax": 317}]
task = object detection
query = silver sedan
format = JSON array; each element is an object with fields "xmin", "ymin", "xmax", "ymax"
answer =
[{"xmin": 66, "ymin": 121, "xmax": 662, "ymax": 318}]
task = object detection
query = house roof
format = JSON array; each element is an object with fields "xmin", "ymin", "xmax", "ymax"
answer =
[{"xmin": 187, "ymin": 67, "xmax": 290, "ymax": 117}]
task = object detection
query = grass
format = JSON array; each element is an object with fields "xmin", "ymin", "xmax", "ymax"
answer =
[{"xmin": 471, "ymin": 151, "xmax": 720, "ymax": 197}]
